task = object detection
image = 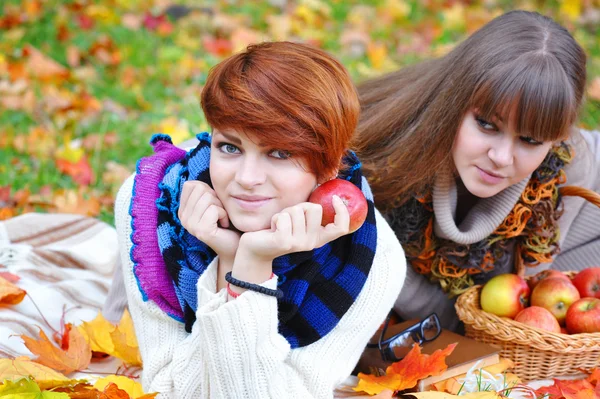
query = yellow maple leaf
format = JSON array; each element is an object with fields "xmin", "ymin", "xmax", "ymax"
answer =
[
  {"xmin": 55, "ymin": 136, "xmax": 84, "ymax": 164},
  {"xmin": 367, "ymin": 43, "xmax": 388, "ymax": 71},
  {"xmin": 158, "ymin": 117, "xmax": 192, "ymax": 145},
  {"xmin": 78, "ymin": 310, "xmax": 142, "ymax": 366},
  {"xmin": 560, "ymin": 0, "xmax": 581, "ymax": 21},
  {"xmin": 442, "ymin": 4, "xmax": 466, "ymax": 32},
  {"xmin": 110, "ymin": 310, "xmax": 142, "ymax": 366},
  {"xmin": 77, "ymin": 312, "xmax": 116, "ymax": 354},
  {"xmin": 0, "ymin": 356, "xmax": 68, "ymax": 383},
  {"xmin": 94, "ymin": 375, "xmax": 144, "ymax": 398}
]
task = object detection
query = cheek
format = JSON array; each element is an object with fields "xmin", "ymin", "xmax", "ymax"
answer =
[
  {"xmin": 515, "ymin": 145, "xmax": 553, "ymax": 178},
  {"xmin": 209, "ymin": 159, "xmax": 228, "ymax": 195}
]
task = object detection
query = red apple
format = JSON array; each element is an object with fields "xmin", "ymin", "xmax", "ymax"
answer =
[
  {"xmin": 528, "ymin": 269, "xmax": 570, "ymax": 290},
  {"xmin": 480, "ymin": 273, "xmax": 530, "ymax": 319},
  {"xmin": 571, "ymin": 267, "xmax": 600, "ymax": 299},
  {"xmin": 565, "ymin": 297, "xmax": 600, "ymax": 334},
  {"xmin": 308, "ymin": 179, "xmax": 368, "ymax": 233},
  {"xmin": 514, "ymin": 306, "xmax": 561, "ymax": 333},
  {"xmin": 560, "ymin": 327, "xmax": 568, "ymax": 334},
  {"xmin": 531, "ymin": 278, "xmax": 580, "ymax": 325}
]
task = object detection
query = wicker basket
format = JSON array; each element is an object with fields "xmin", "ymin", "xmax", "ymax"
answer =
[{"xmin": 455, "ymin": 186, "xmax": 600, "ymax": 382}]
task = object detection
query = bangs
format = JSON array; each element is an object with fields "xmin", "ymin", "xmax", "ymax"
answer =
[{"xmin": 471, "ymin": 52, "xmax": 577, "ymax": 142}]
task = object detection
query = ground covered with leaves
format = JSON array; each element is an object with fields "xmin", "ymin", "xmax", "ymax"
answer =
[{"xmin": 0, "ymin": 0, "xmax": 599, "ymax": 225}]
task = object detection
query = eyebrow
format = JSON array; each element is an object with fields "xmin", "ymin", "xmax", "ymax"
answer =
[{"xmin": 215, "ymin": 131, "xmax": 242, "ymax": 145}]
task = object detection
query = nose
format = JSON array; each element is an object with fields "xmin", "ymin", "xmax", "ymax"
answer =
[
  {"xmin": 235, "ymin": 155, "xmax": 267, "ymax": 188},
  {"xmin": 488, "ymin": 137, "xmax": 514, "ymax": 168}
]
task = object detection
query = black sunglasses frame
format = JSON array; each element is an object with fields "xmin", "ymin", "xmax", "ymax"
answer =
[{"xmin": 366, "ymin": 313, "xmax": 441, "ymax": 362}]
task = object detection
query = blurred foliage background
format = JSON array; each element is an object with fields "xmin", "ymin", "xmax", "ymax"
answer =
[{"xmin": 1, "ymin": 0, "xmax": 599, "ymax": 224}]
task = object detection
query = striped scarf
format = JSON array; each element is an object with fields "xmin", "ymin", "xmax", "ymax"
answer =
[{"xmin": 129, "ymin": 133, "xmax": 377, "ymax": 348}]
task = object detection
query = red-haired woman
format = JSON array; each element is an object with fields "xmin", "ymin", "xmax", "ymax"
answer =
[
  {"xmin": 107, "ymin": 42, "xmax": 405, "ymax": 398},
  {"xmin": 354, "ymin": 11, "xmax": 600, "ymax": 330}
]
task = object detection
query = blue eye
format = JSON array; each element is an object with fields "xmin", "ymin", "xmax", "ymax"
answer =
[
  {"xmin": 520, "ymin": 136, "xmax": 544, "ymax": 146},
  {"xmin": 475, "ymin": 116, "xmax": 497, "ymax": 131},
  {"xmin": 270, "ymin": 149, "xmax": 292, "ymax": 159},
  {"xmin": 217, "ymin": 143, "xmax": 240, "ymax": 154}
]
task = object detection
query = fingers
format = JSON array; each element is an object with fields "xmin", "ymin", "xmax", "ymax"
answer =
[
  {"xmin": 179, "ymin": 181, "xmax": 229, "ymax": 232},
  {"xmin": 321, "ymin": 195, "xmax": 350, "ymax": 243},
  {"xmin": 331, "ymin": 195, "xmax": 350, "ymax": 232}
]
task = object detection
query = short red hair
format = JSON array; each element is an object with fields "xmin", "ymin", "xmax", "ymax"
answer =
[{"xmin": 201, "ymin": 41, "xmax": 359, "ymax": 180}]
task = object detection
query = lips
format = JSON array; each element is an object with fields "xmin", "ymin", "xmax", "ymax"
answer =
[
  {"xmin": 476, "ymin": 167, "xmax": 506, "ymax": 184},
  {"xmin": 231, "ymin": 194, "xmax": 273, "ymax": 211}
]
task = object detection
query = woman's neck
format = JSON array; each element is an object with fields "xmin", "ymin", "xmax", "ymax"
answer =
[{"xmin": 454, "ymin": 178, "xmax": 480, "ymax": 225}]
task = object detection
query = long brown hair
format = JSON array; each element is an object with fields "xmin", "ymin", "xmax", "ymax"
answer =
[
  {"xmin": 201, "ymin": 41, "xmax": 359, "ymax": 181},
  {"xmin": 353, "ymin": 10, "xmax": 587, "ymax": 211}
]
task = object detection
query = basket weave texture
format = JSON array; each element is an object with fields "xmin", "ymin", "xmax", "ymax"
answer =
[
  {"xmin": 455, "ymin": 185, "xmax": 600, "ymax": 381},
  {"xmin": 455, "ymin": 272, "xmax": 600, "ymax": 381}
]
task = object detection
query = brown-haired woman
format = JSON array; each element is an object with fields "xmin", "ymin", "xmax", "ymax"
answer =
[
  {"xmin": 106, "ymin": 41, "xmax": 405, "ymax": 398},
  {"xmin": 354, "ymin": 10, "xmax": 600, "ymax": 330}
]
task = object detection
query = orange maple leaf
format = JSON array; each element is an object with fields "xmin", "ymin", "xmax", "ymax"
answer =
[
  {"xmin": 354, "ymin": 343, "xmax": 457, "ymax": 395},
  {"xmin": 588, "ymin": 367, "xmax": 600, "ymax": 385},
  {"xmin": 556, "ymin": 378, "xmax": 600, "ymax": 399},
  {"xmin": 0, "ymin": 275, "xmax": 26, "ymax": 305},
  {"xmin": 21, "ymin": 325, "xmax": 91, "ymax": 374},
  {"xmin": 55, "ymin": 157, "xmax": 94, "ymax": 186}
]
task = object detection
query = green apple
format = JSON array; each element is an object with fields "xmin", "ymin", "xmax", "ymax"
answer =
[{"xmin": 480, "ymin": 273, "xmax": 530, "ymax": 318}]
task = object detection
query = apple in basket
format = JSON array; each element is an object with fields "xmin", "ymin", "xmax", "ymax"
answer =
[
  {"xmin": 528, "ymin": 269, "xmax": 570, "ymax": 290},
  {"xmin": 480, "ymin": 273, "xmax": 530, "ymax": 319},
  {"xmin": 565, "ymin": 297, "xmax": 600, "ymax": 334},
  {"xmin": 531, "ymin": 277, "xmax": 580, "ymax": 325},
  {"xmin": 571, "ymin": 267, "xmax": 600, "ymax": 299},
  {"xmin": 308, "ymin": 179, "xmax": 368, "ymax": 233},
  {"xmin": 514, "ymin": 306, "xmax": 561, "ymax": 333}
]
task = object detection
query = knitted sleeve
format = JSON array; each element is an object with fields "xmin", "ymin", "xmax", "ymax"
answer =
[
  {"xmin": 548, "ymin": 129, "xmax": 600, "ymax": 272},
  {"xmin": 115, "ymin": 175, "xmax": 406, "ymax": 398}
]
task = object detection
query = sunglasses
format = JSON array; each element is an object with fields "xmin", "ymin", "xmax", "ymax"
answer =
[{"xmin": 367, "ymin": 313, "xmax": 442, "ymax": 362}]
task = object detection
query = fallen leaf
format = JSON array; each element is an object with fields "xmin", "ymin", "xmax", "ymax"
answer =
[
  {"xmin": 52, "ymin": 189, "xmax": 101, "ymax": 216},
  {"xmin": 202, "ymin": 36, "xmax": 233, "ymax": 57},
  {"xmin": 22, "ymin": 45, "xmax": 69, "ymax": 82},
  {"xmin": 560, "ymin": 0, "xmax": 581, "ymax": 21},
  {"xmin": 157, "ymin": 117, "xmax": 191, "ymax": 145},
  {"xmin": 77, "ymin": 310, "xmax": 142, "ymax": 366},
  {"xmin": 0, "ymin": 377, "xmax": 70, "ymax": 398},
  {"xmin": 55, "ymin": 157, "xmax": 93, "ymax": 185},
  {"xmin": 0, "ymin": 271, "xmax": 20, "ymax": 283},
  {"xmin": 76, "ymin": 13, "xmax": 95, "ymax": 30},
  {"xmin": 21, "ymin": 326, "xmax": 91, "ymax": 374},
  {"xmin": 588, "ymin": 77, "xmax": 600, "ymax": 102},
  {"xmin": 78, "ymin": 312, "xmax": 116, "ymax": 354},
  {"xmin": 556, "ymin": 378, "xmax": 600, "ymax": 399},
  {"xmin": 588, "ymin": 368, "xmax": 600, "ymax": 384},
  {"xmin": 0, "ymin": 356, "xmax": 69, "ymax": 382},
  {"xmin": 0, "ymin": 275, "xmax": 26, "ymax": 305},
  {"xmin": 110, "ymin": 310, "xmax": 142, "ymax": 366},
  {"xmin": 94, "ymin": 375, "xmax": 144, "ymax": 398},
  {"xmin": 354, "ymin": 343, "xmax": 457, "ymax": 395}
]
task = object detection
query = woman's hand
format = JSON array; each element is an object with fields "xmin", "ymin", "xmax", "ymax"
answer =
[
  {"xmin": 178, "ymin": 181, "xmax": 240, "ymax": 263},
  {"xmin": 236, "ymin": 195, "xmax": 350, "ymax": 267}
]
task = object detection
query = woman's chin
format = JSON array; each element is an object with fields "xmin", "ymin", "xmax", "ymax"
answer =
[{"xmin": 230, "ymin": 218, "xmax": 270, "ymax": 233}]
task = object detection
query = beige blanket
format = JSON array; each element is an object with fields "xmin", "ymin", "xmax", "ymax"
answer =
[{"xmin": 0, "ymin": 213, "xmax": 117, "ymax": 358}]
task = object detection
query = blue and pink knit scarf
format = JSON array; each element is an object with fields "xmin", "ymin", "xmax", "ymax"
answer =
[{"xmin": 129, "ymin": 133, "xmax": 377, "ymax": 348}]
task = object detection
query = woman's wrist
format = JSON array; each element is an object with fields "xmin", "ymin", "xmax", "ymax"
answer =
[{"xmin": 228, "ymin": 245, "xmax": 274, "ymax": 297}]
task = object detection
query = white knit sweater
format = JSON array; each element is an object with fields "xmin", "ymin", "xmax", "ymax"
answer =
[{"xmin": 115, "ymin": 175, "xmax": 406, "ymax": 399}]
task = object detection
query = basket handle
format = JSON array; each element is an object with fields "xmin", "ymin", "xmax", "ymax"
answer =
[
  {"xmin": 514, "ymin": 185, "xmax": 600, "ymax": 277},
  {"xmin": 559, "ymin": 185, "xmax": 600, "ymax": 207}
]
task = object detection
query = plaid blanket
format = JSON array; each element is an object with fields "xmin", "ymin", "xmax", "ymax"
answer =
[{"xmin": 0, "ymin": 212, "xmax": 117, "ymax": 358}]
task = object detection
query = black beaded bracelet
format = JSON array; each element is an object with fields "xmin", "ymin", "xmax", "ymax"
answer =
[{"xmin": 225, "ymin": 272, "xmax": 284, "ymax": 299}]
